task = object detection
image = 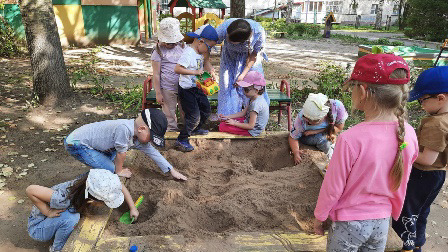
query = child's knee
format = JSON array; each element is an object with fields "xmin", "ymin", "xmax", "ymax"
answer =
[{"xmin": 60, "ymin": 212, "xmax": 80, "ymax": 229}]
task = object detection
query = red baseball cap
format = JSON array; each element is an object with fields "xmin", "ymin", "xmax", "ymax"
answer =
[{"xmin": 346, "ymin": 54, "xmax": 410, "ymax": 85}]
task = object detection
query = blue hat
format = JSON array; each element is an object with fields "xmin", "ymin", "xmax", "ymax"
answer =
[
  {"xmin": 409, "ymin": 66, "xmax": 448, "ymax": 101},
  {"xmin": 186, "ymin": 24, "xmax": 218, "ymax": 42}
]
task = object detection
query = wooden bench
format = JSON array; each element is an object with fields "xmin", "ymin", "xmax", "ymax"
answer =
[{"xmin": 141, "ymin": 77, "xmax": 292, "ymax": 131}]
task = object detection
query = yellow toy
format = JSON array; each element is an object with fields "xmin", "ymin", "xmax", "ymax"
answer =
[{"xmin": 195, "ymin": 72, "xmax": 219, "ymax": 96}]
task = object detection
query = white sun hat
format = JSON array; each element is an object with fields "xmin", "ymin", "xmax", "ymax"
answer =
[
  {"xmin": 302, "ymin": 93, "xmax": 330, "ymax": 121},
  {"xmin": 85, "ymin": 169, "xmax": 124, "ymax": 208},
  {"xmin": 157, "ymin": 17, "xmax": 184, "ymax": 43}
]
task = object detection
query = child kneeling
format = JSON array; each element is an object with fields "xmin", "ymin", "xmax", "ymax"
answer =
[
  {"xmin": 26, "ymin": 169, "xmax": 138, "ymax": 252},
  {"xmin": 219, "ymin": 71, "xmax": 269, "ymax": 137}
]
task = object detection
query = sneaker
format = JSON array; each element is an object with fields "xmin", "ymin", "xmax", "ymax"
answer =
[
  {"xmin": 175, "ymin": 139, "xmax": 194, "ymax": 152},
  {"xmin": 191, "ymin": 129, "xmax": 209, "ymax": 135},
  {"xmin": 49, "ymin": 245, "xmax": 61, "ymax": 252}
]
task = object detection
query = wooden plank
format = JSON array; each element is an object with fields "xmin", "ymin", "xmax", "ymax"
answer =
[{"xmin": 164, "ymin": 131, "xmax": 265, "ymax": 139}]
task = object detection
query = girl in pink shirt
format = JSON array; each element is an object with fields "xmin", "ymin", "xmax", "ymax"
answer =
[{"xmin": 313, "ymin": 54, "xmax": 419, "ymax": 251}]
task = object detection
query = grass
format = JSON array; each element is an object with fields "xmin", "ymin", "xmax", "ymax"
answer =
[
  {"xmin": 331, "ymin": 34, "xmax": 404, "ymax": 46},
  {"xmin": 332, "ymin": 24, "xmax": 402, "ymax": 33}
]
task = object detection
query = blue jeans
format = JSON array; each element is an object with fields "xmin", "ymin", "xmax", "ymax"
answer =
[
  {"xmin": 299, "ymin": 133, "xmax": 331, "ymax": 154},
  {"xmin": 28, "ymin": 209, "xmax": 80, "ymax": 251},
  {"xmin": 64, "ymin": 138, "xmax": 117, "ymax": 172}
]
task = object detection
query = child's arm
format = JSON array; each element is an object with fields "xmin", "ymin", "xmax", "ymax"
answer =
[
  {"xmin": 151, "ymin": 60, "xmax": 164, "ymax": 105},
  {"xmin": 26, "ymin": 185, "xmax": 65, "ymax": 218},
  {"xmin": 303, "ymin": 128, "xmax": 326, "ymax": 136},
  {"xmin": 415, "ymin": 147, "xmax": 439, "ymax": 166},
  {"xmin": 225, "ymin": 111, "xmax": 257, "ymax": 130},
  {"xmin": 122, "ymin": 184, "xmax": 139, "ymax": 220},
  {"xmin": 174, "ymin": 64, "xmax": 203, "ymax": 76},
  {"xmin": 115, "ymin": 152, "xmax": 132, "ymax": 178},
  {"xmin": 220, "ymin": 107, "xmax": 248, "ymax": 120},
  {"xmin": 288, "ymin": 136, "xmax": 304, "ymax": 165},
  {"xmin": 334, "ymin": 123, "xmax": 345, "ymax": 134}
]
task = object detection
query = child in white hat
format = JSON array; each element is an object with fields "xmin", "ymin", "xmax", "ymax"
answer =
[
  {"xmin": 288, "ymin": 93, "xmax": 348, "ymax": 163},
  {"xmin": 26, "ymin": 169, "xmax": 138, "ymax": 252},
  {"xmin": 151, "ymin": 17, "xmax": 186, "ymax": 132}
]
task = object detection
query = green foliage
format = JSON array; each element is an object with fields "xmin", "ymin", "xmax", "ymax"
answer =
[
  {"xmin": 405, "ymin": 0, "xmax": 448, "ymax": 42},
  {"xmin": 104, "ymin": 84, "xmax": 142, "ymax": 114},
  {"xmin": 0, "ymin": 17, "xmax": 23, "ymax": 58},
  {"xmin": 332, "ymin": 34, "xmax": 404, "ymax": 46},
  {"xmin": 259, "ymin": 18, "xmax": 321, "ymax": 38},
  {"xmin": 332, "ymin": 24, "xmax": 401, "ymax": 33},
  {"xmin": 158, "ymin": 13, "xmax": 172, "ymax": 21}
]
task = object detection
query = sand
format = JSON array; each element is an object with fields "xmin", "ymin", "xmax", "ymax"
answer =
[{"xmin": 106, "ymin": 133, "xmax": 327, "ymax": 238}]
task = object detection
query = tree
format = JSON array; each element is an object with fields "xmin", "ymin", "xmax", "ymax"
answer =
[
  {"xmin": 230, "ymin": 0, "xmax": 245, "ymax": 18},
  {"xmin": 19, "ymin": 0, "xmax": 71, "ymax": 106},
  {"xmin": 374, "ymin": 0, "xmax": 385, "ymax": 30},
  {"xmin": 405, "ymin": 0, "xmax": 448, "ymax": 42},
  {"xmin": 285, "ymin": 0, "xmax": 293, "ymax": 23}
]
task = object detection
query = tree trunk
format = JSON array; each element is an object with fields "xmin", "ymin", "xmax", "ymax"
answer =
[
  {"xmin": 398, "ymin": 0, "xmax": 404, "ymax": 30},
  {"xmin": 285, "ymin": 0, "xmax": 293, "ymax": 23},
  {"xmin": 230, "ymin": 0, "xmax": 245, "ymax": 18},
  {"xmin": 374, "ymin": 0, "xmax": 385, "ymax": 30},
  {"xmin": 401, "ymin": 2, "xmax": 410, "ymax": 30},
  {"xmin": 19, "ymin": 0, "xmax": 71, "ymax": 106}
]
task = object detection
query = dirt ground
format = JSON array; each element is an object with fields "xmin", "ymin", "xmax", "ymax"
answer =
[{"xmin": 1, "ymin": 37, "xmax": 447, "ymax": 252}]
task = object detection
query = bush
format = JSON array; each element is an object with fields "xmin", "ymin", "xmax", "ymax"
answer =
[
  {"xmin": 332, "ymin": 34, "xmax": 404, "ymax": 46},
  {"xmin": 0, "ymin": 17, "xmax": 23, "ymax": 58},
  {"xmin": 258, "ymin": 18, "xmax": 321, "ymax": 38}
]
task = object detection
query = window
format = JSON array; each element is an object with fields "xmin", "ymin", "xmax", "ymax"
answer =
[
  {"xmin": 349, "ymin": 4, "xmax": 357, "ymax": 14},
  {"xmin": 371, "ymin": 4, "xmax": 378, "ymax": 14},
  {"xmin": 327, "ymin": 1, "xmax": 342, "ymax": 14},
  {"xmin": 393, "ymin": 4, "xmax": 399, "ymax": 15},
  {"xmin": 161, "ymin": 0, "xmax": 169, "ymax": 10}
]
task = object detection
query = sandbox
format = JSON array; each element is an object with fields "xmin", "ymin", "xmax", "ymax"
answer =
[{"xmin": 63, "ymin": 133, "xmax": 401, "ymax": 251}]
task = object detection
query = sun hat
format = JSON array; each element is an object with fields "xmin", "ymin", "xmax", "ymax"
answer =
[
  {"xmin": 157, "ymin": 18, "xmax": 184, "ymax": 44},
  {"xmin": 302, "ymin": 93, "xmax": 330, "ymax": 121},
  {"xmin": 345, "ymin": 54, "xmax": 410, "ymax": 85},
  {"xmin": 186, "ymin": 24, "xmax": 219, "ymax": 42},
  {"xmin": 141, "ymin": 108, "xmax": 168, "ymax": 148},
  {"xmin": 236, "ymin": 71, "xmax": 266, "ymax": 90},
  {"xmin": 85, "ymin": 169, "xmax": 124, "ymax": 208},
  {"xmin": 408, "ymin": 66, "xmax": 448, "ymax": 101}
]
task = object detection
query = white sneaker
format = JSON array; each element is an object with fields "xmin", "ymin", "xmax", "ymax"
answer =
[
  {"xmin": 49, "ymin": 245, "xmax": 61, "ymax": 252},
  {"xmin": 326, "ymin": 143, "xmax": 335, "ymax": 160}
]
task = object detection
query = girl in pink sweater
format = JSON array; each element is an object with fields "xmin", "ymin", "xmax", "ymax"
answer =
[{"xmin": 313, "ymin": 54, "xmax": 419, "ymax": 251}]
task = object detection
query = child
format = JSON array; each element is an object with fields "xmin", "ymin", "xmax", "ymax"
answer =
[
  {"xmin": 151, "ymin": 17, "xmax": 185, "ymax": 132},
  {"xmin": 27, "ymin": 169, "xmax": 138, "ymax": 252},
  {"xmin": 313, "ymin": 54, "xmax": 419, "ymax": 251},
  {"xmin": 392, "ymin": 66, "xmax": 448, "ymax": 252},
  {"xmin": 64, "ymin": 108, "xmax": 187, "ymax": 180},
  {"xmin": 288, "ymin": 93, "xmax": 348, "ymax": 164},
  {"xmin": 174, "ymin": 24, "xmax": 218, "ymax": 152},
  {"xmin": 218, "ymin": 71, "xmax": 269, "ymax": 136}
]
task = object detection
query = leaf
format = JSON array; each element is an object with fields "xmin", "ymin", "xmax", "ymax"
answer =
[
  {"xmin": 8, "ymin": 196, "xmax": 16, "ymax": 201},
  {"xmin": 17, "ymin": 199, "xmax": 24, "ymax": 204},
  {"xmin": 21, "ymin": 155, "xmax": 28, "ymax": 158},
  {"xmin": 1, "ymin": 167, "xmax": 13, "ymax": 177},
  {"xmin": 40, "ymin": 159, "xmax": 48, "ymax": 162}
]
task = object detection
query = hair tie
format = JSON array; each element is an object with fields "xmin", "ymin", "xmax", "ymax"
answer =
[{"xmin": 399, "ymin": 142, "xmax": 408, "ymax": 151}]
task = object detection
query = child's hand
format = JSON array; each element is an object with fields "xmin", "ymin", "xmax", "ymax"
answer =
[
  {"xmin": 170, "ymin": 168, "xmax": 188, "ymax": 181},
  {"xmin": 291, "ymin": 150, "xmax": 304, "ymax": 165},
  {"xmin": 313, "ymin": 218, "xmax": 324, "ymax": 235},
  {"xmin": 130, "ymin": 208, "xmax": 139, "ymax": 222},
  {"xmin": 155, "ymin": 92, "xmax": 164, "ymax": 105},
  {"xmin": 218, "ymin": 114, "xmax": 227, "ymax": 121},
  {"xmin": 46, "ymin": 208, "xmax": 66, "ymax": 218},
  {"xmin": 303, "ymin": 130, "xmax": 319, "ymax": 136},
  {"xmin": 117, "ymin": 168, "xmax": 132, "ymax": 178},
  {"xmin": 225, "ymin": 118, "xmax": 236, "ymax": 126},
  {"xmin": 195, "ymin": 70, "xmax": 204, "ymax": 76}
]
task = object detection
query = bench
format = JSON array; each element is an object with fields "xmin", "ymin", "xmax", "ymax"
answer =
[{"xmin": 142, "ymin": 77, "xmax": 292, "ymax": 131}]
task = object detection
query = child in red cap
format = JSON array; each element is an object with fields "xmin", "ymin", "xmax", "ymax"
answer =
[
  {"xmin": 313, "ymin": 54, "xmax": 419, "ymax": 251},
  {"xmin": 218, "ymin": 71, "xmax": 269, "ymax": 136}
]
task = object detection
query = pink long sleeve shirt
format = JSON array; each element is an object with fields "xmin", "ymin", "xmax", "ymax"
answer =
[{"xmin": 314, "ymin": 121, "xmax": 419, "ymax": 222}]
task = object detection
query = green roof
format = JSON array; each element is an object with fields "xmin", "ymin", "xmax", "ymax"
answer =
[{"xmin": 169, "ymin": 0, "xmax": 227, "ymax": 9}]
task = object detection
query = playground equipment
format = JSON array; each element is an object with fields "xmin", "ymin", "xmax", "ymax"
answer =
[
  {"xmin": 195, "ymin": 72, "xmax": 219, "ymax": 96},
  {"xmin": 119, "ymin": 195, "xmax": 144, "ymax": 224},
  {"xmin": 359, "ymin": 44, "xmax": 448, "ymax": 67},
  {"xmin": 434, "ymin": 39, "xmax": 448, "ymax": 67}
]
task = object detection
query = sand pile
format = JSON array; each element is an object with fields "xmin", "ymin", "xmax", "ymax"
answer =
[{"xmin": 107, "ymin": 133, "xmax": 326, "ymax": 237}]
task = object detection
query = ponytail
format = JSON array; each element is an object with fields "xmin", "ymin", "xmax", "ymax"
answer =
[
  {"xmin": 326, "ymin": 101, "xmax": 336, "ymax": 142},
  {"xmin": 389, "ymin": 84, "xmax": 408, "ymax": 191}
]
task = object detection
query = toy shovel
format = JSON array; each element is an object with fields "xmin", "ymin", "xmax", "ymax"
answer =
[{"xmin": 119, "ymin": 195, "xmax": 144, "ymax": 224}]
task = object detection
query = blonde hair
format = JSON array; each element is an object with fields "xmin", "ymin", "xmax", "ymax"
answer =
[{"xmin": 349, "ymin": 69, "xmax": 409, "ymax": 191}]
